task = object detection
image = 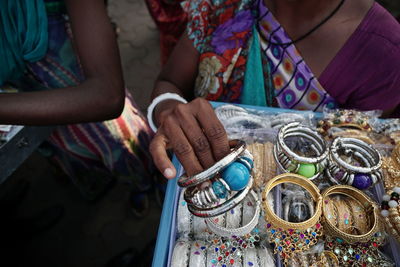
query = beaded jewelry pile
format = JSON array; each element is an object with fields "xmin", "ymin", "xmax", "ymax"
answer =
[{"xmin": 168, "ymin": 106, "xmax": 400, "ymax": 267}]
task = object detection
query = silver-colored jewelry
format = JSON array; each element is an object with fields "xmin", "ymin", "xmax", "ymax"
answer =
[
  {"xmin": 189, "ymin": 240, "xmax": 207, "ymax": 267},
  {"xmin": 177, "ymin": 189, "xmax": 192, "ymax": 236},
  {"xmin": 225, "ymin": 203, "xmax": 243, "ymax": 229},
  {"xmin": 205, "ymin": 190, "xmax": 260, "ymax": 237},
  {"xmin": 326, "ymin": 137, "xmax": 383, "ymax": 188},
  {"xmin": 270, "ymin": 113, "xmax": 309, "ymax": 129},
  {"xmin": 171, "ymin": 240, "xmax": 190, "ymax": 267},
  {"xmin": 186, "ymin": 177, "xmax": 254, "ymax": 218},
  {"xmin": 243, "ymin": 248, "xmax": 260, "ymax": 267},
  {"xmin": 257, "ymin": 246, "xmax": 275, "ymax": 267},
  {"xmin": 273, "ymin": 122, "xmax": 329, "ymax": 180},
  {"xmin": 178, "ymin": 139, "xmax": 246, "ymax": 188}
]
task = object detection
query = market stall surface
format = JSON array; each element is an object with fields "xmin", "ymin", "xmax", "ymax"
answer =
[{"xmin": 0, "ymin": 0, "xmax": 161, "ymax": 266}]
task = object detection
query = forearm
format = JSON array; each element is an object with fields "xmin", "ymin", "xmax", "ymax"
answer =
[
  {"xmin": 0, "ymin": 79, "xmax": 124, "ymax": 125},
  {"xmin": 151, "ymin": 34, "xmax": 200, "ymax": 125}
]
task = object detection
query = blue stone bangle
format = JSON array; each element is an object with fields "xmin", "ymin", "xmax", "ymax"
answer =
[{"xmin": 221, "ymin": 156, "xmax": 253, "ymax": 191}]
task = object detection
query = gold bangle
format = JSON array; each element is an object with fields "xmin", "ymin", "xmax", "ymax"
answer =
[
  {"xmin": 262, "ymin": 173, "xmax": 322, "ymax": 230},
  {"xmin": 247, "ymin": 142, "xmax": 277, "ymax": 188},
  {"xmin": 345, "ymin": 198, "xmax": 370, "ymax": 235},
  {"xmin": 322, "ymin": 185, "xmax": 380, "ymax": 243},
  {"xmin": 330, "ymin": 129, "xmax": 374, "ymax": 144},
  {"xmin": 323, "ymin": 196, "xmax": 338, "ymax": 228},
  {"xmin": 382, "ymin": 143, "xmax": 400, "ymax": 189},
  {"xmin": 333, "ymin": 198, "xmax": 353, "ymax": 234},
  {"xmin": 262, "ymin": 174, "xmax": 323, "ymax": 263}
]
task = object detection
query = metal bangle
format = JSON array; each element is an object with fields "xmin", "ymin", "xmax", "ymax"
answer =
[
  {"xmin": 205, "ymin": 190, "xmax": 260, "ymax": 237},
  {"xmin": 327, "ymin": 137, "xmax": 383, "ymax": 186},
  {"xmin": 186, "ymin": 176, "xmax": 254, "ymax": 217},
  {"xmin": 329, "ymin": 137, "xmax": 382, "ymax": 173},
  {"xmin": 273, "ymin": 122, "xmax": 329, "ymax": 180},
  {"xmin": 277, "ymin": 122, "xmax": 329, "ymax": 164},
  {"xmin": 321, "ymin": 185, "xmax": 380, "ymax": 243},
  {"xmin": 178, "ymin": 139, "xmax": 246, "ymax": 188}
]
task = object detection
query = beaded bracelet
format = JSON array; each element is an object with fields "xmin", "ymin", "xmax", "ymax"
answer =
[
  {"xmin": 380, "ymin": 187, "xmax": 400, "ymax": 243},
  {"xmin": 273, "ymin": 122, "xmax": 329, "ymax": 180}
]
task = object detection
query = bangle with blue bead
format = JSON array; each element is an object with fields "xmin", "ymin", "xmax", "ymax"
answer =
[
  {"xmin": 327, "ymin": 137, "xmax": 382, "ymax": 190},
  {"xmin": 183, "ymin": 146, "xmax": 255, "ymax": 217}
]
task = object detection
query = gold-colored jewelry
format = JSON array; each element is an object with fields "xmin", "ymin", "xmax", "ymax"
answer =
[
  {"xmin": 247, "ymin": 142, "xmax": 277, "ymax": 188},
  {"xmin": 317, "ymin": 109, "xmax": 372, "ymax": 136},
  {"xmin": 262, "ymin": 174, "xmax": 323, "ymax": 264},
  {"xmin": 323, "ymin": 195, "xmax": 338, "ymax": 229},
  {"xmin": 321, "ymin": 185, "xmax": 380, "ymax": 244},
  {"xmin": 382, "ymin": 143, "xmax": 400, "ymax": 189},
  {"xmin": 330, "ymin": 129, "xmax": 374, "ymax": 144},
  {"xmin": 345, "ymin": 198, "xmax": 370, "ymax": 235},
  {"xmin": 263, "ymin": 174, "xmax": 322, "ymax": 230},
  {"xmin": 325, "ymin": 235, "xmax": 393, "ymax": 266},
  {"xmin": 333, "ymin": 198, "xmax": 353, "ymax": 234}
]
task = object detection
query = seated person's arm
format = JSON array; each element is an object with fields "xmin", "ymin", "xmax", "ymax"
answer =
[
  {"xmin": 150, "ymin": 35, "xmax": 230, "ymax": 179},
  {"xmin": 0, "ymin": 0, "xmax": 124, "ymax": 125}
]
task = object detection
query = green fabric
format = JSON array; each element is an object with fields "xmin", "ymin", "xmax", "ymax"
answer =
[
  {"xmin": 0, "ymin": 0, "xmax": 48, "ymax": 85},
  {"xmin": 241, "ymin": 26, "xmax": 267, "ymax": 106}
]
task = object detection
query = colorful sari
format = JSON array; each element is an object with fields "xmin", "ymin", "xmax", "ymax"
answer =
[{"xmin": 184, "ymin": 0, "xmax": 400, "ymax": 115}]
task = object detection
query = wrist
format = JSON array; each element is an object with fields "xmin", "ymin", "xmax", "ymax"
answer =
[
  {"xmin": 154, "ymin": 99, "xmax": 181, "ymax": 127},
  {"xmin": 147, "ymin": 93, "xmax": 187, "ymax": 132}
]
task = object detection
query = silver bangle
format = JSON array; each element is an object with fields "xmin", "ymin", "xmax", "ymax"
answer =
[
  {"xmin": 185, "ymin": 176, "xmax": 254, "ymax": 217},
  {"xmin": 170, "ymin": 240, "xmax": 190, "ymax": 267},
  {"xmin": 326, "ymin": 137, "xmax": 383, "ymax": 190},
  {"xmin": 274, "ymin": 122, "xmax": 329, "ymax": 180},
  {"xmin": 178, "ymin": 139, "xmax": 246, "ymax": 188},
  {"xmin": 205, "ymin": 190, "xmax": 260, "ymax": 237}
]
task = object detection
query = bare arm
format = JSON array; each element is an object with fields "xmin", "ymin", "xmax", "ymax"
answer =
[
  {"xmin": 149, "ymin": 35, "xmax": 230, "ymax": 179},
  {"xmin": 0, "ymin": 0, "xmax": 124, "ymax": 125}
]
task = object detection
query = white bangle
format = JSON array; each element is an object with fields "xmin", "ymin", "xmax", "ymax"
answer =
[
  {"xmin": 147, "ymin": 92, "xmax": 187, "ymax": 132},
  {"xmin": 205, "ymin": 190, "xmax": 260, "ymax": 237}
]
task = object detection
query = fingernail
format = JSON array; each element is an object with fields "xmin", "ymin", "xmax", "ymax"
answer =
[{"xmin": 163, "ymin": 168, "xmax": 174, "ymax": 178}]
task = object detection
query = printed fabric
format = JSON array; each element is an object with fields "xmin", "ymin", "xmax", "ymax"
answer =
[{"xmin": 183, "ymin": 0, "xmax": 338, "ymax": 111}]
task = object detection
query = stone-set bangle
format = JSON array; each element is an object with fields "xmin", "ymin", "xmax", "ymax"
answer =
[
  {"xmin": 178, "ymin": 139, "xmax": 247, "ymax": 188},
  {"xmin": 321, "ymin": 185, "xmax": 380, "ymax": 244},
  {"xmin": 205, "ymin": 190, "xmax": 260, "ymax": 237},
  {"xmin": 327, "ymin": 137, "xmax": 383, "ymax": 190},
  {"xmin": 273, "ymin": 122, "xmax": 329, "ymax": 180},
  {"xmin": 317, "ymin": 109, "xmax": 372, "ymax": 135},
  {"xmin": 262, "ymin": 174, "xmax": 323, "ymax": 263}
]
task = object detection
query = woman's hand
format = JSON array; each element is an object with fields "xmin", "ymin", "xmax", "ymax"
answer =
[{"xmin": 149, "ymin": 98, "xmax": 230, "ymax": 179}]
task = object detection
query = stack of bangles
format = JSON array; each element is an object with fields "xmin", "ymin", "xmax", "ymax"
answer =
[
  {"xmin": 273, "ymin": 122, "xmax": 329, "ymax": 180},
  {"xmin": 178, "ymin": 139, "xmax": 260, "ymax": 238},
  {"xmin": 262, "ymin": 174, "xmax": 387, "ymax": 266},
  {"xmin": 380, "ymin": 186, "xmax": 400, "ymax": 243},
  {"xmin": 327, "ymin": 137, "xmax": 383, "ymax": 190}
]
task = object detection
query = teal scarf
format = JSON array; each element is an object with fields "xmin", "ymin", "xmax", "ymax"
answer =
[{"xmin": 0, "ymin": 0, "xmax": 48, "ymax": 85}]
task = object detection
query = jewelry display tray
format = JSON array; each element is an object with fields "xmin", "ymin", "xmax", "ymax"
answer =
[{"xmin": 152, "ymin": 103, "xmax": 400, "ymax": 267}]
